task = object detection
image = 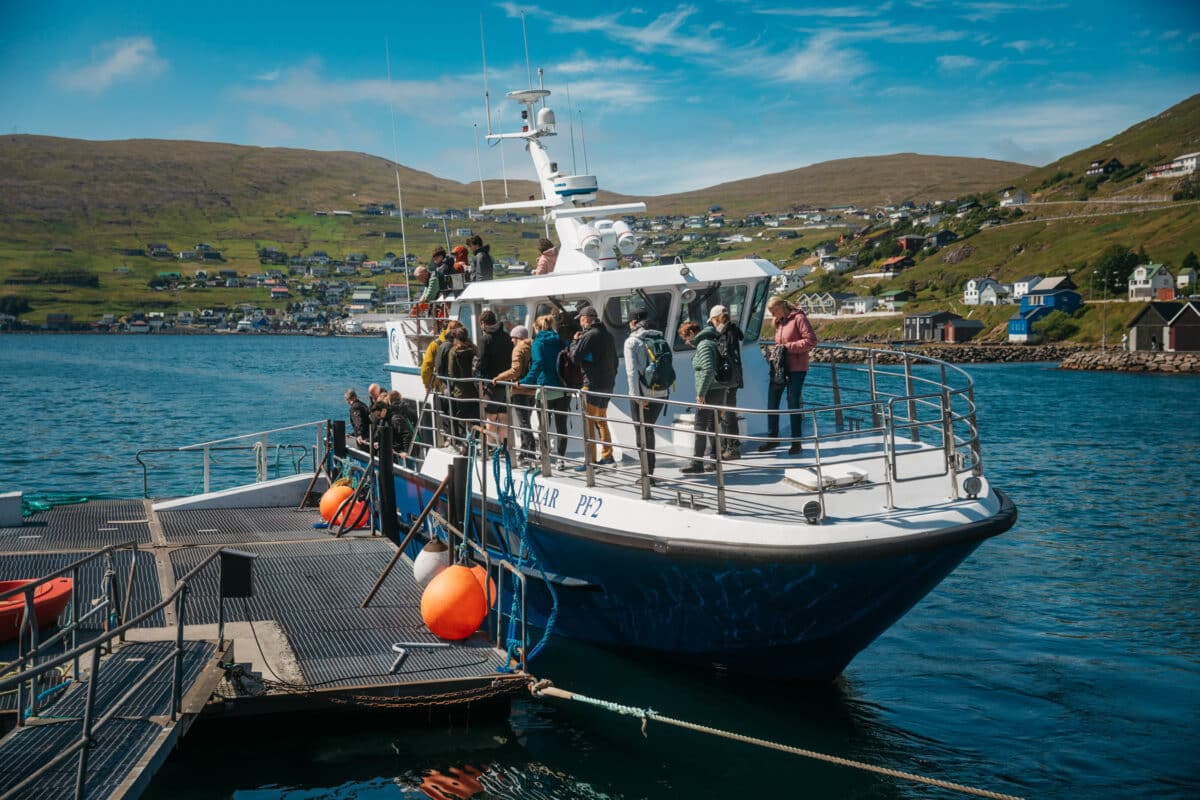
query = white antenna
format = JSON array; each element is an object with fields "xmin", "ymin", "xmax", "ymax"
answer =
[
  {"xmin": 479, "ymin": 14, "xmax": 493, "ymax": 135},
  {"xmin": 499, "ymin": 142, "xmax": 509, "ymax": 200},
  {"xmin": 384, "ymin": 37, "xmax": 410, "ymax": 300},
  {"xmin": 579, "ymin": 109, "xmax": 590, "ymax": 174},
  {"xmin": 474, "ymin": 124, "xmax": 486, "ymax": 206},
  {"xmin": 521, "ymin": 12, "xmax": 533, "ymax": 90},
  {"xmin": 441, "ymin": 217, "xmax": 450, "ymax": 250},
  {"xmin": 566, "ymin": 84, "xmax": 577, "ymax": 174}
]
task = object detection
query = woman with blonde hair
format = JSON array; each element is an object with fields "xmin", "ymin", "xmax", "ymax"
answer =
[
  {"xmin": 522, "ymin": 314, "xmax": 570, "ymax": 466},
  {"xmin": 761, "ymin": 296, "xmax": 817, "ymax": 456}
]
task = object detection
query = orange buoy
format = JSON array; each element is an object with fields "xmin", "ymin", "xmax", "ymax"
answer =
[
  {"xmin": 319, "ymin": 485, "xmax": 355, "ymax": 522},
  {"xmin": 331, "ymin": 499, "xmax": 370, "ymax": 529},
  {"xmin": 470, "ymin": 564, "xmax": 497, "ymax": 608},
  {"xmin": 421, "ymin": 565, "xmax": 486, "ymax": 640}
]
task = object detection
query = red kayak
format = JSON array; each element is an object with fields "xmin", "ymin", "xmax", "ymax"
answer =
[{"xmin": 0, "ymin": 578, "xmax": 74, "ymax": 642}]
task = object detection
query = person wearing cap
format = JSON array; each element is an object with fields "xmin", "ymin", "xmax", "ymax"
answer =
[
  {"xmin": 494, "ymin": 324, "xmax": 536, "ymax": 460},
  {"xmin": 534, "ymin": 238, "xmax": 558, "ymax": 275},
  {"xmin": 710, "ymin": 304, "xmax": 745, "ymax": 460},
  {"xmin": 678, "ymin": 316, "xmax": 726, "ymax": 474},
  {"xmin": 569, "ymin": 304, "xmax": 618, "ymax": 468},
  {"xmin": 623, "ymin": 307, "xmax": 669, "ymax": 484},
  {"xmin": 761, "ymin": 296, "xmax": 817, "ymax": 456}
]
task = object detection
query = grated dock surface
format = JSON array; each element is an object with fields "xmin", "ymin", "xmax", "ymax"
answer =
[
  {"xmin": 157, "ymin": 507, "xmax": 334, "ymax": 545},
  {"xmin": 0, "ymin": 718, "xmax": 161, "ymax": 800},
  {"xmin": 0, "ymin": 500, "xmax": 150, "ymax": 551}
]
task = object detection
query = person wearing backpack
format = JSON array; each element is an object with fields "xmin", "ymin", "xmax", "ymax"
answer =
[
  {"xmin": 623, "ymin": 308, "xmax": 672, "ymax": 485},
  {"xmin": 711, "ymin": 305, "xmax": 744, "ymax": 460},
  {"xmin": 569, "ymin": 305, "xmax": 618, "ymax": 469},
  {"xmin": 679, "ymin": 319, "xmax": 727, "ymax": 474}
]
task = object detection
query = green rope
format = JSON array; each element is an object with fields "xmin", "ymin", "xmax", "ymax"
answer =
[{"xmin": 21, "ymin": 494, "xmax": 90, "ymax": 518}]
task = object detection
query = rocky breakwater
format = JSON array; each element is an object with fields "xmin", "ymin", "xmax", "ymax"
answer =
[
  {"xmin": 810, "ymin": 343, "xmax": 1088, "ymax": 365},
  {"xmin": 1058, "ymin": 350, "xmax": 1200, "ymax": 374}
]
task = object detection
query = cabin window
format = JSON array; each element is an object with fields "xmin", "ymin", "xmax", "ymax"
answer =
[
  {"xmin": 484, "ymin": 302, "xmax": 529, "ymax": 331},
  {"xmin": 604, "ymin": 291, "xmax": 672, "ymax": 355},
  {"xmin": 456, "ymin": 304, "xmax": 474, "ymax": 332},
  {"xmin": 745, "ymin": 279, "xmax": 770, "ymax": 341},
  {"xmin": 674, "ymin": 284, "xmax": 749, "ymax": 349}
]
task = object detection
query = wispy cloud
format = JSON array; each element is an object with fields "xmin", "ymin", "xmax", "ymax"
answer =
[
  {"xmin": 753, "ymin": 3, "xmax": 890, "ymax": 19},
  {"xmin": 230, "ymin": 59, "xmax": 476, "ymax": 120},
  {"xmin": 771, "ymin": 31, "xmax": 871, "ymax": 83},
  {"xmin": 54, "ymin": 37, "xmax": 166, "ymax": 92},
  {"xmin": 253, "ymin": 69, "xmax": 281, "ymax": 82},
  {"xmin": 1005, "ymin": 38, "xmax": 1054, "ymax": 54},
  {"xmin": 937, "ymin": 55, "xmax": 980, "ymax": 72},
  {"xmin": 553, "ymin": 56, "xmax": 653, "ymax": 75},
  {"xmin": 958, "ymin": 1, "xmax": 1068, "ymax": 23}
]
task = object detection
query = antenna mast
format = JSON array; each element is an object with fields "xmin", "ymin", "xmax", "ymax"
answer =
[
  {"xmin": 579, "ymin": 110, "xmax": 589, "ymax": 174},
  {"xmin": 479, "ymin": 14, "xmax": 493, "ymax": 135},
  {"xmin": 521, "ymin": 12, "xmax": 533, "ymax": 90},
  {"xmin": 384, "ymin": 37, "xmax": 410, "ymax": 299},
  {"xmin": 566, "ymin": 84, "xmax": 578, "ymax": 174},
  {"xmin": 474, "ymin": 124, "xmax": 486, "ymax": 206}
]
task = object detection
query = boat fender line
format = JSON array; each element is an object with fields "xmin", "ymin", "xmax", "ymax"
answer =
[
  {"xmin": 492, "ymin": 446, "xmax": 558, "ymax": 669},
  {"xmin": 528, "ymin": 680, "xmax": 1026, "ymax": 800}
]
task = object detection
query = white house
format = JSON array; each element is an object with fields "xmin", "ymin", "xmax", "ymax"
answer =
[
  {"xmin": 771, "ymin": 269, "xmax": 809, "ymax": 293},
  {"xmin": 1176, "ymin": 266, "xmax": 1196, "ymax": 293},
  {"xmin": 963, "ymin": 277, "xmax": 1002, "ymax": 306},
  {"xmin": 1012, "ymin": 275, "xmax": 1043, "ymax": 300},
  {"xmin": 999, "ymin": 188, "xmax": 1031, "ymax": 207},
  {"xmin": 821, "ymin": 254, "xmax": 857, "ymax": 274},
  {"xmin": 1145, "ymin": 152, "xmax": 1200, "ymax": 180},
  {"xmin": 850, "ymin": 295, "xmax": 879, "ymax": 314},
  {"xmin": 1127, "ymin": 263, "xmax": 1175, "ymax": 301},
  {"xmin": 979, "ymin": 283, "xmax": 1013, "ymax": 305}
]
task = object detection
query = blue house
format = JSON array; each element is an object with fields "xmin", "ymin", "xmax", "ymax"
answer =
[{"xmin": 1007, "ymin": 283, "xmax": 1082, "ymax": 342}]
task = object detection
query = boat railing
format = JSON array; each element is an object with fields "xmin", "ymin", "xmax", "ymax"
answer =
[
  {"xmin": 0, "ymin": 545, "xmax": 246, "ymax": 800},
  {"xmin": 135, "ymin": 420, "xmax": 327, "ymax": 497},
  {"xmin": 417, "ymin": 343, "xmax": 980, "ymax": 518}
]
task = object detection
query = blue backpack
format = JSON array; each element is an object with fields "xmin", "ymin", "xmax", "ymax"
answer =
[{"xmin": 639, "ymin": 332, "xmax": 676, "ymax": 392}]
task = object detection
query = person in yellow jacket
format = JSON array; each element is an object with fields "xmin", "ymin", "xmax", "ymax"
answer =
[{"xmin": 421, "ymin": 326, "xmax": 450, "ymax": 393}]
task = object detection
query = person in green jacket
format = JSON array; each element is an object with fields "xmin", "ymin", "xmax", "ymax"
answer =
[
  {"xmin": 679, "ymin": 320, "xmax": 727, "ymax": 474},
  {"xmin": 415, "ymin": 266, "xmax": 441, "ymax": 304}
]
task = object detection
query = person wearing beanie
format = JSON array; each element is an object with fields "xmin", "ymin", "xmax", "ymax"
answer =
[
  {"xmin": 494, "ymin": 324, "xmax": 535, "ymax": 460},
  {"xmin": 451, "ymin": 244, "xmax": 470, "ymax": 273}
]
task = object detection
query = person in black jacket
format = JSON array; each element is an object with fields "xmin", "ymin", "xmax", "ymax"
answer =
[
  {"xmin": 474, "ymin": 310, "xmax": 513, "ymax": 447},
  {"xmin": 569, "ymin": 305, "xmax": 618, "ymax": 467},
  {"xmin": 711, "ymin": 305, "xmax": 744, "ymax": 460},
  {"xmin": 433, "ymin": 320, "xmax": 463, "ymax": 443},
  {"xmin": 344, "ymin": 388, "xmax": 370, "ymax": 448},
  {"xmin": 466, "ymin": 235, "xmax": 494, "ymax": 282}
]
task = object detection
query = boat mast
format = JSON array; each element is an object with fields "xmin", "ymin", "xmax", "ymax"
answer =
[{"xmin": 383, "ymin": 37, "xmax": 410, "ymax": 299}]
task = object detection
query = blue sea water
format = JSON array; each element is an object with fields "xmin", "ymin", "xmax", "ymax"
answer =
[{"xmin": 1, "ymin": 335, "xmax": 1198, "ymax": 799}]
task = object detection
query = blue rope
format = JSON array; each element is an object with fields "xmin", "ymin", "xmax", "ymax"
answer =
[{"xmin": 491, "ymin": 447, "xmax": 559, "ymax": 669}]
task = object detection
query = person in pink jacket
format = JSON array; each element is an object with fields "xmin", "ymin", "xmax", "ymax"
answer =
[
  {"xmin": 534, "ymin": 238, "xmax": 558, "ymax": 275},
  {"xmin": 760, "ymin": 296, "xmax": 818, "ymax": 455}
]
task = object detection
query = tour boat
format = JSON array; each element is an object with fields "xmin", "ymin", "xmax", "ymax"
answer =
[
  {"xmin": 372, "ymin": 84, "xmax": 1017, "ymax": 680},
  {"xmin": 0, "ymin": 578, "xmax": 73, "ymax": 642}
]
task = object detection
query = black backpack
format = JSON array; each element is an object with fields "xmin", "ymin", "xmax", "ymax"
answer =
[
  {"xmin": 714, "ymin": 342, "xmax": 734, "ymax": 387},
  {"xmin": 639, "ymin": 332, "xmax": 676, "ymax": 392},
  {"xmin": 557, "ymin": 348, "xmax": 584, "ymax": 390}
]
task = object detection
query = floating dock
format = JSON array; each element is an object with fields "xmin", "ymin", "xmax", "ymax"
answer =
[{"xmin": 0, "ymin": 498, "xmax": 526, "ymax": 799}]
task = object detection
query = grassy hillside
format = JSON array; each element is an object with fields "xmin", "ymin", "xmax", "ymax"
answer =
[
  {"xmin": 1016, "ymin": 93, "xmax": 1200, "ymax": 202},
  {"xmin": 649, "ymin": 153, "xmax": 1032, "ymax": 215}
]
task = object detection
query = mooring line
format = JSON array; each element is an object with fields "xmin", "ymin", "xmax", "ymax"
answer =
[{"xmin": 529, "ymin": 680, "xmax": 1024, "ymax": 800}]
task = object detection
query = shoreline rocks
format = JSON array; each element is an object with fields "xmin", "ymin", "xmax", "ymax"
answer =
[
  {"xmin": 810, "ymin": 343, "xmax": 1198, "ymax": 372},
  {"xmin": 1058, "ymin": 350, "xmax": 1200, "ymax": 373}
]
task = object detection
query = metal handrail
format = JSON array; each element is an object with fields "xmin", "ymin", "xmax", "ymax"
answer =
[
  {"xmin": 179, "ymin": 420, "xmax": 328, "ymax": 450},
  {"xmin": 412, "ymin": 345, "xmax": 984, "ymax": 520},
  {"xmin": 0, "ymin": 546, "xmax": 235, "ymax": 800}
]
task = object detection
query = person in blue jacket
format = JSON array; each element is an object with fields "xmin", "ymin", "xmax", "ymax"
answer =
[{"xmin": 522, "ymin": 314, "xmax": 570, "ymax": 466}]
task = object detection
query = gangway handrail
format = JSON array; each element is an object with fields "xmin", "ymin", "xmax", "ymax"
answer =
[
  {"xmin": 179, "ymin": 419, "xmax": 328, "ymax": 450},
  {"xmin": 0, "ymin": 546, "xmax": 239, "ymax": 800}
]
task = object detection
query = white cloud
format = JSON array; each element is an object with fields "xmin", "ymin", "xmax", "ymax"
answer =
[
  {"xmin": 553, "ymin": 56, "xmax": 653, "ymax": 75},
  {"xmin": 937, "ymin": 55, "xmax": 980, "ymax": 72},
  {"xmin": 772, "ymin": 32, "xmax": 871, "ymax": 83},
  {"xmin": 958, "ymin": 2, "xmax": 1067, "ymax": 23},
  {"xmin": 752, "ymin": 3, "xmax": 889, "ymax": 19},
  {"xmin": 54, "ymin": 37, "xmax": 167, "ymax": 92},
  {"xmin": 1005, "ymin": 38, "xmax": 1053, "ymax": 54},
  {"xmin": 254, "ymin": 69, "xmax": 281, "ymax": 82}
]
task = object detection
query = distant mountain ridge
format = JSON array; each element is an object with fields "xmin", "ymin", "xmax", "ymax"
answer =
[{"xmin": 0, "ymin": 135, "xmax": 1029, "ymax": 222}]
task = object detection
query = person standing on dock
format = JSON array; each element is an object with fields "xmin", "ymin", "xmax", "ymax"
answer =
[
  {"xmin": 570, "ymin": 305, "xmax": 618, "ymax": 469},
  {"xmin": 344, "ymin": 388, "xmax": 371, "ymax": 448},
  {"xmin": 760, "ymin": 296, "xmax": 817, "ymax": 456},
  {"xmin": 467, "ymin": 235, "xmax": 494, "ymax": 282},
  {"xmin": 624, "ymin": 308, "xmax": 671, "ymax": 484}
]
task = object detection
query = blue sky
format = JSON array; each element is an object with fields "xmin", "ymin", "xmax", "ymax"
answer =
[{"xmin": 1, "ymin": 1, "xmax": 1197, "ymax": 195}]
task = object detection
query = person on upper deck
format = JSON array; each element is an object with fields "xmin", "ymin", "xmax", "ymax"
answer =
[
  {"xmin": 760, "ymin": 296, "xmax": 817, "ymax": 456},
  {"xmin": 522, "ymin": 314, "xmax": 570, "ymax": 467},
  {"xmin": 570, "ymin": 305, "xmax": 617, "ymax": 468},
  {"xmin": 680, "ymin": 320, "xmax": 725, "ymax": 474},
  {"xmin": 344, "ymin": 388, "xmax": 371, "ymax": 448},
  {"xmin": 414, "ymin": 266, "xmax": 440, "ymax": 304},
  {"xmin": 467, "ymin": 235, "xmax": 494, "ymax": 282},
  {"xmin": 534, "ymin": 238, "xmax": 558, "ymax": 275},
  {"xmin": 451, "ymin": 245, "xmax": 470, "ymax": 274},
  {"xmin": 624, "ymin": 308, "xmax": 670, "ymax": 484}
]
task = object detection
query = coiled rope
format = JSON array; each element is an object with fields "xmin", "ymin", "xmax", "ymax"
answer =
[
  {"xmin": 529, "ymin": 680, "xmax": 1024, "ymax": 800},
  {"xmin": 492, "ymin": 447, "xmax": 558, "ymax": 667}
]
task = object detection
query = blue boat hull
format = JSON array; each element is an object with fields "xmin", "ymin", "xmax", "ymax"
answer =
[{"xmin": 392, "ymin": 471, "xmax": 1013, "ymax": 681}]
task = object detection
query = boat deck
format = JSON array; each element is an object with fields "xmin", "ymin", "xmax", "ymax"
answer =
[{"xmin": 0, "ymin": 500, "xmax": 524, "ymax": 799}]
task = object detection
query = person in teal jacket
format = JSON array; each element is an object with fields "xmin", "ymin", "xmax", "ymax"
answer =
[
  {"xmin": 521, "ymin": 314, "xmax": 570, "ymax": 465},
  {"xmin": 680, "ymin": 320, "xmax": 727, "ymax": 474}
]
